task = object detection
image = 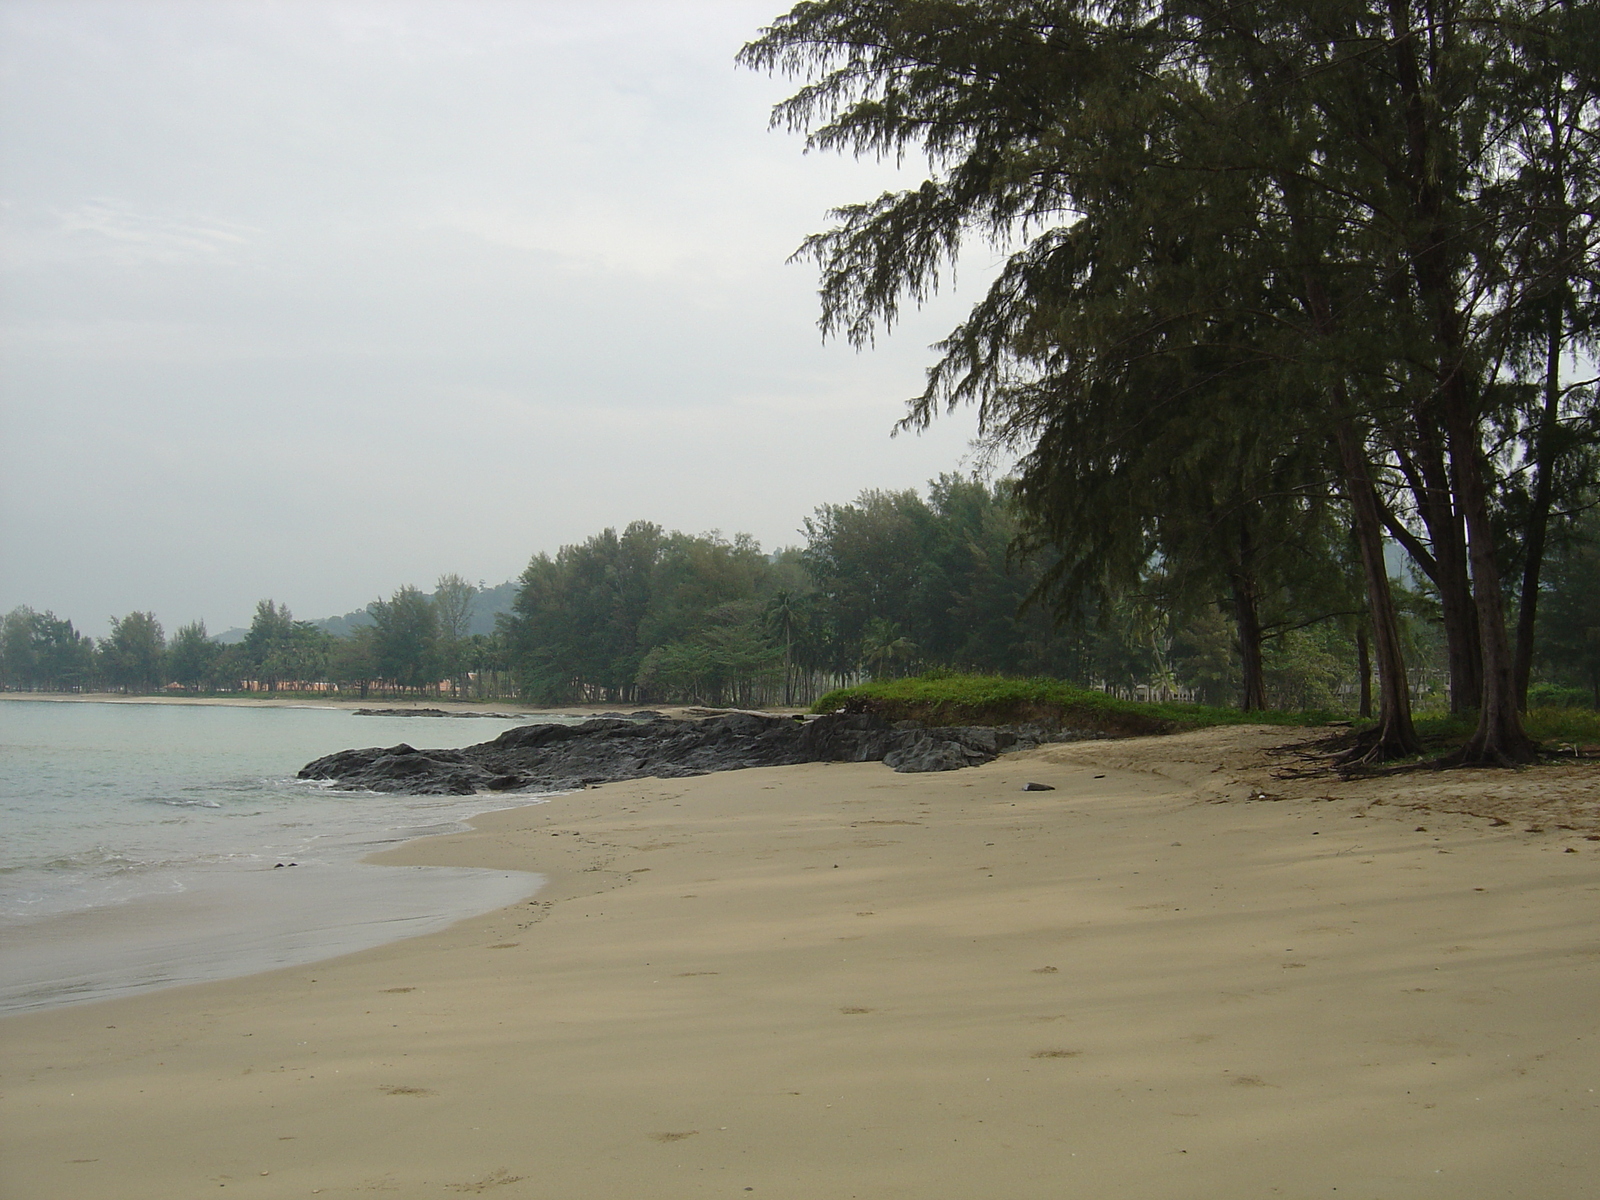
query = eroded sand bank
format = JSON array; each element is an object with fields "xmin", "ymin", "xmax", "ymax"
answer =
[{"xmin": 3, "ymin": 727, "xmax": 1598, "ymax": 1199}]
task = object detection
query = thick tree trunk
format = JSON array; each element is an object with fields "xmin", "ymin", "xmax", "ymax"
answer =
[
  {"xmin": 1442, "ymin": 384, "xmax": 1541, "ymax": 763},
  {"xmin": 1332, "ymin": 410, "xmax": 1421, "ymax": 759},
  {"xmin": 1407, "ymin": 431, "xmax": 1482, "ymax": 713},
  {"xmin": 1388, "ymin": 0, "xmax": 1538, "ymax": 765}
]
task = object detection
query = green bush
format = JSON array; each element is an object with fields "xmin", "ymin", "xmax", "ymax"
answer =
[
  {"xmin": 1526, "ymin": 683, "xmax": 1595, "ymax": 710},
  {"xmin": 812, "ymin": 673, "xmax": 1336, "ymax": 733}
]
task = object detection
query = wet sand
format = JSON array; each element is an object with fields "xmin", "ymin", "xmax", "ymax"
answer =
[
  {"xmin": 3, "ymin": 727, "xmax": 1598, "ymax": 1198},
  {"xmin": 0, "ymin": 862, "xmax": 539, "ymax": 1015}
]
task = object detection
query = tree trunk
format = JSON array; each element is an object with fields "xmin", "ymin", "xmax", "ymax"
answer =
[
  {"xmin": 1356, "ymin": 626, "xmax": 1372, "ymax": 718},
  {"xmin": 1229, "ymin": 522, "xmax": 1267, "ymax": 712},
  {"xmin": 1285, "ymin": 185, "xmax": 1417, "ymax": 758},
  {"xmin": 1388, "ymin": 0, "xmax": 1538, "ymax": 764},
  {"xmin": 1513, "ymin": 304, "xmax": 1566, "ymax": 710},
  {"xmin": 1442, "ymin": 380, "xmax": 1541, "ymax": 763},
  {"xmin": 783, "ymin": 632, "xmax": 794, "ymax": 707},
  {"xmin": 1332, "ymin": 408, "xmax": 1421, "ymax": 759},
  {"xmin": 1406, "ymin": 429, "xmax": 1482, "ymax": 713}
]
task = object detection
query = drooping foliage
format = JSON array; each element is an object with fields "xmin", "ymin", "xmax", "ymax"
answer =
[{"xmin": 741, "ymin": 0, "xmax": 1600, "ymax": 762}]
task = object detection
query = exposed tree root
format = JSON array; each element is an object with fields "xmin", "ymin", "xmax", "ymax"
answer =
[
  {"xmin": 1431, "ymin": 737, "xmax": 1543, "ymax": 770},
  {"xmin": 1331, "ymin": 722, "xmax": 1424, "ymax": 769},
  {"xmin": 1257, "ymin": 725, "xmax": 1545, "ymax": 780}
]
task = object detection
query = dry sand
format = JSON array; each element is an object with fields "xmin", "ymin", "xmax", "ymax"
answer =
[{"xmin": 3, "ymin": 726, "xmax": 1598, "ymax": 1199}]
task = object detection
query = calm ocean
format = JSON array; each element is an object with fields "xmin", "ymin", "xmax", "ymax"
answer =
[{"xmin": 0, "ymin": 700, "xmax": 571, "ymax": 1013}]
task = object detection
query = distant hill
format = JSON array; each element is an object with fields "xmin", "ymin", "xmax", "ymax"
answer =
[
  {"xmin": 215, "ymin": 579, "xmax": 520, "ymax": 643},
  {"xmin": 465, "ymin": 580, "xmax": 520, "ymax": 634}
]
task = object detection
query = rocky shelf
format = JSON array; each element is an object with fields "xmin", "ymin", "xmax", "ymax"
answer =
[{"xmin": 299, "ymin": 711, "xmax": 1108, "ymax": 795}]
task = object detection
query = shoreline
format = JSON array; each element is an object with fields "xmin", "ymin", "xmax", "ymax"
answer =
[
  {"xmin": 0, "ymin": 691, "xmax": 792, "ymax": 719},
  {"xmin": 0, "ymin": 700, "xmax": 569, "ymax": 1014},
  {"xmin": 4, "ymin": 727, "xmax": 1599, "ymax": 1197},
  {"xmin": 0, "ymin": 858, "xmax": 546, "ymax": 1016}
]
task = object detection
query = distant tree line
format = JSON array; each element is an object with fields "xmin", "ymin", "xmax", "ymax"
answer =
[
  {"xmin": 497, "ymin": 475, "xmax": 1600, "ymax": 710},
  {"xmin": 4, "ymin": 477, "xmax": 1596, "ymax": 710},
  {"xmin": 0, "ymin": 573, "xmax": 514, "ymax": 701}
]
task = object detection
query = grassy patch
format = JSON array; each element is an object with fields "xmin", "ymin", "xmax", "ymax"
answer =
[
  {"xmin": 1398, "ymin": 708, "xmax": 1599, "ymax": 753},
  {"xmin": 1525, "ymin": 706, "xmax": 1600, "ymax": 745},
  {"xmin": 811, "ymin": 674, "xmax": 1338, "ymax": 735},
  {"xmin": 812, "ymin": 674, "xmax": 1599, "ymax": 756}
]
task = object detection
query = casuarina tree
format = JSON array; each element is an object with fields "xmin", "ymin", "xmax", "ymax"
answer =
[{"xmin": 742, "ymin": 0, "xmax": 1598, "ymax": 763}]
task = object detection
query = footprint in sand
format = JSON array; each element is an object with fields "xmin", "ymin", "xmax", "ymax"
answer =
[
  {"xmin": 446, "ymin": 1168, "xmax": 526, "ymax": 1192},
  {"xmin": 1030, "ymin": 1048, "xmax": 1082, "ymax": 1059},
  {"xmin": 651, "ymin": 1131, "xmax": 698, "ymax": 1143}
]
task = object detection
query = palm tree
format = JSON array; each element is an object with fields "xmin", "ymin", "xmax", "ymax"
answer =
[
  {"xmin": 862, "ymin": 618, "xmax": 916, "ymax": 682},
  {"xmin": 765, "ymin": 591, "xmax": 802, "ymax": 705}
]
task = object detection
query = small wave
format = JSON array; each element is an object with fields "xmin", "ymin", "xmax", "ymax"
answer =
[
  {"xmin": 140, "ymin": 796, "xmax": 224, "ymax": 809},
  {"xmin": 41, "ymin": 846, "xmax": 156, "ymax": 873},
  {"xmin": 212, "ymin": 777, "xmax": 273, "ymax": 793},
  {"xmin": 295, "ymin": 777, "xmax": 381, "ymax": 796}
]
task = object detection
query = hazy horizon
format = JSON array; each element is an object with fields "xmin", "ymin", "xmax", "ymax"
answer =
[{"xmin": 1, "ymin": 0, "xmax": 1001, "ymax": 640}]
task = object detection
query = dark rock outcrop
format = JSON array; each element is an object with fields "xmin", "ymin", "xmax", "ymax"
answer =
[{"xmin": 297, "ymin": 712, "xmax": 1076, "ymax": 795}]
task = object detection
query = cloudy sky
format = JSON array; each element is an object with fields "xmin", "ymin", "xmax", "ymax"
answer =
[{"xmin": 0, "ymin": 0, "xmax": 997, "ymax": 637}]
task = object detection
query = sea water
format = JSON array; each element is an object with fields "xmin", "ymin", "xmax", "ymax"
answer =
[{"xmin": 0, "ymin": 700, "xmax": 573, "ymax": 1013}]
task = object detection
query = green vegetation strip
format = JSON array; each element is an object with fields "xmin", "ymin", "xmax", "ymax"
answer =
[
  {"xmin": 814, "ymin": 674, "xmax": 1598, "ymax": 751},
  {"xmin": 1421, "ymin": 708, "xmax": 1600, "ymax": 747},
  {"xmin": 812, "ymin": 674, "xmax": 1338, "ymax": 736}
]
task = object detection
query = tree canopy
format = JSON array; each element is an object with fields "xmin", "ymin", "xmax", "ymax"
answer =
[{"xmin": 741, "ymin": 0, "xmax": 1599, "ymax": 762}]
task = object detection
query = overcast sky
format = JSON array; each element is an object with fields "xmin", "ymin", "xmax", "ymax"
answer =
[{"xmin": 0, "ymin": 0, "xmax": 998, "ymax": 637}]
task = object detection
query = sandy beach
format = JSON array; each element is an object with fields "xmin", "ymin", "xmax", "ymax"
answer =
[{"xmin": 3, "ymin": 727, "xmax": 1598, "ymax": 1199}]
